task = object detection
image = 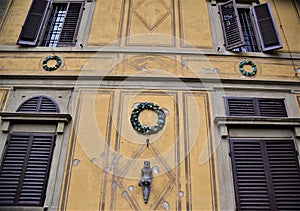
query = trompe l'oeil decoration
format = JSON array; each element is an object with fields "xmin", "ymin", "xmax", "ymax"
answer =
[
  {"xmin": 239, "ymin": 60, "xmax": 257, "ymax": 76},
  {"xmin": 43, "ymin": 55, "xmax": 62, "ymax": 71},
  {"xmin": 130, "ymin": 102, "xmax": 166, "ymax": 135}
]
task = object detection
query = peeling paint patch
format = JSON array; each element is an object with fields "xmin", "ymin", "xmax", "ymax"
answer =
[
  {"xmin": 179, "ymin": 191, "xmax": 184, "ymax": 197},
  {"xmin": 72, "ymin": 159, "xmax": 80, "ymax": 166},
  {"xmin": 121, "ymin": 191, "xmax": 128, "ymax": 198},
  {"xmin": 153, "ymin": 165, "xmax": 159, "ymax": 174},
  {"xmin": 128, "ymin": 185, "xmax": 134, "ymax": 192},
  {"xmin": 162, "ymin": 201, "xmax": 170, "ymax": 210}
]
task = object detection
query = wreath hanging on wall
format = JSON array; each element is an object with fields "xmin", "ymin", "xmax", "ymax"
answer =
[
  {"xmin": 239, "ymin": 60, "xmax": 257, "ymax": 76},
  {"xmin": 43, "ymin": 55, "xmax": 62, "ymax": 71},
  {"xmin": 130, "ymin": 102, "xmax": 166, "ymax": 135}
]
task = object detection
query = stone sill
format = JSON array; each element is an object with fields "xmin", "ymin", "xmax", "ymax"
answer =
[
  {"xmin": 0, "ymin": 112, "xmax": 72, "ymax": 134},
  {"xmin": 214, "ymin": 116, "xmax": 300, "ymax": 138}
]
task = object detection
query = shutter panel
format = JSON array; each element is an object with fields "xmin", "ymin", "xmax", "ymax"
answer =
[
  {"xmin": 230, "ymin": 140, "xmax": 273, "ymax": 210},
  {"xmin": 266, "ymin": 140, "xmax": 300, "ymax": 210},
  {"xmin": 17, "ymin": 96, "xmax": 60, "ymax": 113},
  {"xmin": 225, "ymin": 98, "xmax": 255, "ymax": 116},
  {"xmin": 17, "ymin": 0, "xmax": 50, "ymax": 46},
  {"xmin": 225, "ymin": 97, "xmax": 287, "ymax": 117},
  {"xmin": 252, "ymin": 3, "xmax": 282, "ymax": 52},
  {"xmin": 57, "ymin": 2, "xmax": 83, "ymax": 46},
  {"xmin": 0, "ymin": 133, "xmax": 56, "ymax": 206},
  {"xmin": 258, "ymin": 98, "xmax": 287, "ymax": 117},
  {"xmin": 218, "ymin": 0, "xmax": 244, "ymax": 50},
  {"xmin": 230, "ymin": 139, "xmax": 300, "ymax": 210}
]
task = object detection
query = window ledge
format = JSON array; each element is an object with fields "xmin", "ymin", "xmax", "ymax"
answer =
[
  {"xmin": 0, "ymin": 112, "xmax": 72, "ymax": 133},
  {"xmin": 214, "ymin": 116, "xmax": 300, "ymax": 138}
]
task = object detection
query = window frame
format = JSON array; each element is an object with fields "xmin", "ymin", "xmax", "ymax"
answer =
[
  {"xmin": 216, "ymin": 0, "xmax": 282, "ymax": 52},
  {"xmin": 17, "ymin": 0, "xmax": 91, "ymax": 48}
]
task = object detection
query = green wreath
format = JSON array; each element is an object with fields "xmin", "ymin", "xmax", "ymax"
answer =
[
  {"xmin": 239, "ymin": 60, "xmax": 257, "ymax": 76},
  {"xmin": 130, "ymin": 102, "xmax": 166, "ymax": 135},
  {"xmin": 43, "ymin": 55, "xmax": 62, "ymax": 71}
]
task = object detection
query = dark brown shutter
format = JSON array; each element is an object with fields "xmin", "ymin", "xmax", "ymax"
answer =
[
  {"xmin": 57, "ymin": 2, "xmax": 84, "ymax": 46},
  {"xmin": 257, "ymin": 98, "xmax": 287, "ymax": 117},
  {"xmin": 230, "ymin": 139, "xmax": 300, "ymax": 211},
  {"xmin": 266, "ymin": 140, "xmax": 300, "ymax": 210},
  {"xmin": 252, "ymin": 3, "xmax": 282, "ymax": 52},
  {"xmin": 218, "ymin": 0, "xmax": 244, "ymax": 50},
  {"xmin": 225, "ymin": 97, "xmax": 287, "ymax": 117},
  {"xmin": 17, "ymin": 0, "xmax": 50, "ymax": 46},
  {"xmin": 0, "ymin": 133, "xmax": 56, "ymax": 206},
  {"xmin": 225, "ymin": 98, "xmax": 255, "ymax": 116},
  {"xmin": 17, "ymin": 96, "xmax": 60, "ymax": 113}
]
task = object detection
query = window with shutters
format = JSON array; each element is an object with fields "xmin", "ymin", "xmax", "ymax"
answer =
[
  {"xmin": 230, "ymin": 139, "xmax": 300, "ymax": 210},
  {"xmin": 216, "ymin": 0, "xmax": 282, "ymax": 52},
  {"xmin": 17, "ymin": 0, "xmax": 84, "ymax": 47},
  {"xmin": 0, "ymin": 133, "xmax": 56, "ymax": 206},
  {"xmin": 17, "ymin": 96, "xmax": 60, "ymax": 113},
  {"xmin": 225, "ymin": 97, "xmax": 287, "ymax": 117}
]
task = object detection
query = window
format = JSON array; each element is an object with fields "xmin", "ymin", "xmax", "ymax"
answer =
[
  {"xmin": 230, "ymin": 139, "xmax": 300, "ymax": 210},
  {"xmin": 0, "ymin": 133, "xmax": 56, "ymax": 206},
  {"xmin": 0, "ymin": 95, "xmax": 70, "ymax": 208},
  {"xmin": 218, "ymin": 0, "xmax": 282, "ymax": 52},
  {"xmin": 17, "ymin": 0, "xmax": 84, "ymax": 47},
  {"xmin": 225, "ymin": 97, "xmax": 287, "ymax": 117}
]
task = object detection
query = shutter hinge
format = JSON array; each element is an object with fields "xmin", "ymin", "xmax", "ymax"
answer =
[
  {"xmin": 228, "ymin": 152, "xmax": 232, "ymax": 157},
  {"xmin": 296, "ymin": 150, "xmax": 299, "ymax": 156}
]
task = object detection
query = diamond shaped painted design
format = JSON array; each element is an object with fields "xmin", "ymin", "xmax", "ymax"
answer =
[
  {"xmin": 113, "ymin": 143, "xmax": 176, "ymax": 210},
  {"xmin": 133, "ymin": 0, "xmax": 170, "ymax": 32}
]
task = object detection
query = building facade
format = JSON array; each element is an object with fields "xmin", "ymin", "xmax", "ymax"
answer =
[{"xmin": 0, "ymin": 0, "xmax": 299, "ymax": 210}]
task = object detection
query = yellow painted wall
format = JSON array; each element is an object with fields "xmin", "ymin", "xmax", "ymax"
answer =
[{"xmin": 64, "ymin": 89, "xmax": 217, "ymax": 210}]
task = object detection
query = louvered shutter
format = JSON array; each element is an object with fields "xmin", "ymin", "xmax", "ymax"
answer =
[
  {"xmin": 17, "ymin": 0, "xmax": 50, "ymax": 46},
  {"xmin": 218, "ymin": 0, "xmax": 244, "ymax": 50},
  {"xmin": 0, "ymin": 133, "xmax": 56, "ymax": 206},
  {"xmin": 257, "ymin": 98, "xmax": 287, "ymax": 117},
  {"xmin": 17, "ymin": 96, "xmax": 60, "ymax": 113},
  {"xmin": 57, "ymin": 2, "xmax": 83, "ymax": 47},
  {"xmin": 266, "ymin": 140, "xmax": 300, "ymax": 210},
  {"xmin": 230, "ymin": 139, "xmax": 300, "ymax": 210},
  {"xmin": 225, "ymin": 97, "xmax": 287, "ymax": 117},
  {"xmin": 225, "ymin": 98, "xmax": 255, "ymax": 116},
  {"xmin": 252, "ymin": 3, "xmax": 282, "ymax": 52}
]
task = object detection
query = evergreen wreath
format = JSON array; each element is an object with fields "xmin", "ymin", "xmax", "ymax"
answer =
[
  {"xmin": 43, "ymin": 55, "xmax": 62, "ymax": 71},
  {"xmin": 239, "ymin": 60, "xmax": 257, "ymax": 76},
  {"xmin": 130, "ymin": 102, "xmax": 166, "ymax": 135}
]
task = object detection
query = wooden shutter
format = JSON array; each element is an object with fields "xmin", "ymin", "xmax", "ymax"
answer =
[
  {"xmin": 218, "ymin": 0, "xmax": 244, "ymax": 50},
  {"xmin": 225, "ymin": 97, "xmax": 287, "ymax": 117},
  {"xmin": 252, "ymin": 3, "xmax": 282, "ymax": 52},
  {"xmin": 17, "ymin": 96, "xmax": 60, "ymax": 113},
  {"xmin": 57, "ymin": 2, "xmax": 84, "ymax": 46},
  {"xmin": 230, "ymin": 139, "xmax": 300, "ymax": 210},
  {"xmin": 17, "ymin": 0, "xmax": 50, "ymax": 46},
  {"xmin": 0, "ymin": 133, "xmax": 56, "ymax": 206}
]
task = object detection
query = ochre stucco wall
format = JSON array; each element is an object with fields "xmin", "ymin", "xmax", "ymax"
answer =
[{"xmin": 64, "ymin": 89, "xmax": 217, "ymax": 210}]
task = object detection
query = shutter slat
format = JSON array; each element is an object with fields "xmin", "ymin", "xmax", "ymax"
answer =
[
  {"xmin": 17, "ymin": 0, "xmax": 50, "ymax": 46},
  {"xmin": 218, "ymin": 0, "xmax": 244, "ymax": 50},
  {"xmin": 252, "ymin": 3, "xmax": 282, "ymax": 51}
]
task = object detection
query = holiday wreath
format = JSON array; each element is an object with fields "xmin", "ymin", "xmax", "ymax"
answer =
[
  {"xmin": 43, "ymin": 55, "xmax": 62, "ymax": 71},
  {"xmin": 239, "ymin": 60, "xmax": 257, "ymax": 76},
  {"xmin": 130, "ymin": 102, "xmax": 166, "ymax": 135}
]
